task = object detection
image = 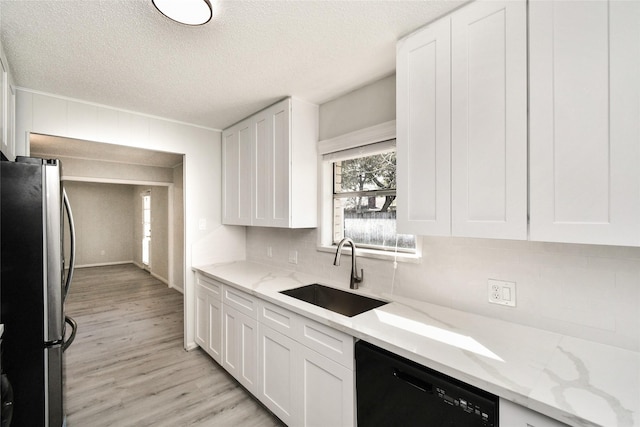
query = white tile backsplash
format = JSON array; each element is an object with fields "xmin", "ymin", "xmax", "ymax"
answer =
[{"xmin": 246, "ymin": 228, "xmax": 640, "ymax": 351}]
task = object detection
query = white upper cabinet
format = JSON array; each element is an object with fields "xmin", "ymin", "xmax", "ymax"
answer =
[
  {"xmin": 529, "ymin": 0, "xmax": 640, "ymax": 246},
  {"xmin": 397, "ymin": 0, "xmax": 527, "ymax": 240},
  {"xmin": 396, "ymin": 17, "xmax": 451, "ymax": 236},
  {"xmin": 222, "ymin": 121, "xmax": 252, "ymax": 225},
  {"xmin": 222, "ymin": 97, "xmax": 318, "ymax": 228},
  {"xmin": 451, "ymin": 0, "xmax": 527, "ymax": 239}
]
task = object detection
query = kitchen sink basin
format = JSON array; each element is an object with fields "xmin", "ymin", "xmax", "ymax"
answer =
[{"xmin": 280, "ymin": 284, "xmax": 388, "ymax": 317}]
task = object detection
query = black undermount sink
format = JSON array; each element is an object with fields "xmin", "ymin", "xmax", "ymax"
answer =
[{"xmin": 280, "ymin": 283, "xmax": 388, "ymax": 317}]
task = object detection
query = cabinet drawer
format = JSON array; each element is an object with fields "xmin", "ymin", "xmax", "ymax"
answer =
[
  {"xmin": 197, "ymin": 274, "xmax": 223, "ymax": 300},
  {"xmin": 297, "ymin": 317, "xmax": 354, "ymax": 369},
  {"xmin": 223, "ymin": 286, "xmax": 258, "ymax": 319},
  {"xmin": 258, "ymin": 300, "xmax": 299, "ymax": 338}
]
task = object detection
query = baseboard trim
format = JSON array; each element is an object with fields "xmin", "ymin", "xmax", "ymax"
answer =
[
  {"xmin": 185, "ymin": 342, "xmax": 199, "ymax": 351},
  {"xmin": 75, "ymin": 261, "xmax": 134, "ymax": 269},
  {"xmin": 151, "ymin": 271, "xmax": 173, "ymax": 287}
]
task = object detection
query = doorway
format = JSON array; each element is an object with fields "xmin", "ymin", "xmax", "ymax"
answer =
[
  {"xmin": 28, "ymin": 133, "xmax": 185, "ymax": 292},
  {"xmin": 142, "ymin": 191, "xmax": 151, "ymax": 270}
]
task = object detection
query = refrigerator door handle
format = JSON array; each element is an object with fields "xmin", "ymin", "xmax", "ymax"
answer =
[
  {"xmin": 63, "ymin": 188, "xmax": 76, "ymax": 301},
  {"xmin": 63, "ymin": 316, "xmax": 77, "ymax": 352}
]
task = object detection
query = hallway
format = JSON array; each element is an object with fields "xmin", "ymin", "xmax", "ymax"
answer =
[{"xmin": 64, "ymin": 264, "xmax": 284, "ymax": 426}]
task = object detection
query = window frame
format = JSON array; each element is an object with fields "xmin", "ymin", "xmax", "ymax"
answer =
[{"xmin": 317, "ymin": 121, "xmax": 421, "ymax": 263}]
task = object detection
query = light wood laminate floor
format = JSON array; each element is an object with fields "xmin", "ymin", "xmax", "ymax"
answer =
[{"xmin": 64, "ymin": 264, "xmax": 284, "ymax": 427}]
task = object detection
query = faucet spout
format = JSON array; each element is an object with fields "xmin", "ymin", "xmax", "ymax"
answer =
[{"xmin": 333, "ymin": 237, "xmax": 363, "ymax": 289}]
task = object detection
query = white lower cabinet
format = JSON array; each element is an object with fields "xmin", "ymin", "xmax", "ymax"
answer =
[
  {"xmin": 500, "ymin": 399, "xmax": 568, "ymax": 427},
  {"xmin": 257, "ymin": 300, "xmax": 355, "ymax": 427},
  {"xmin": 196, "ymin": 278, "xmax": 355, "ymax": 426},
  {"xmin": 223, "ymin": 304, "xmax": 258, "ymax": 395},
  {"xmin": 258, "ymin": 325, "xmax": 299, "ymax": 426},
  {"xmin": 195, "ymin": 275, "xmax": 223, "ymax": 364},
  {"xmin": 299, "ymin": 344, "xmax": 354, "ymax": 427}
]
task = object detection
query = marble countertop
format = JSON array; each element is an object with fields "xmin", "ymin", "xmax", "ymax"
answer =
[{"xmin": 194, "ymin": 261, "xmax": 639, "ymax": 427}]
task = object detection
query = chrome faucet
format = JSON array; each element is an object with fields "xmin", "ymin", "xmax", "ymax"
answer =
[{"xmin": 333, "ymin": 237, "xmax": 363, "ymax": 289}]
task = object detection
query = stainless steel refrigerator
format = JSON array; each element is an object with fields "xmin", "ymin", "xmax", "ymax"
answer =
[{"xmin": 0, "ymin": 155, "xmax": 77, "ymax": 427}]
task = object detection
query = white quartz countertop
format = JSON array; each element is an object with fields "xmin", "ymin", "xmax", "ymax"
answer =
[{"xmin": 194, "ymin": 261, "xmax": 639, "ymax": 427}]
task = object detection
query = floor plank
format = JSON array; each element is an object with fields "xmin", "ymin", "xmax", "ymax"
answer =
[{"xmin": 64, "ymin": 264, "xmax": 284, "ymax": 427}]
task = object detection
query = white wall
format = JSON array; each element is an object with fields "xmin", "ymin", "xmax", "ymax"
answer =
[
  {"xmin": 246, "ymin": 76, "xmax": 640, "ymax": 352},
  {"xmin": 14, "ymin": 89, "xmax": 221, "ymax": 349},
  {"xmin": 319, "ymin": 74, "xmax": 396, "ymax": 141},
  {"xmin": 173, "ymin": 163, "xmax": 185, "ymax": 290},
  {"xmin": 64, "ymin": 181, "xmax": 135, "ymax": 267}
]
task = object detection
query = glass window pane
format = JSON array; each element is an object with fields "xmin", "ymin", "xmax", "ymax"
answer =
[
  {"xmin": 334, "ymin": 152, "xmax": 396, "ymax": 194},
  {"xmin": 333, "ymin": 195, "xmax": 415, "ymax": 251}
]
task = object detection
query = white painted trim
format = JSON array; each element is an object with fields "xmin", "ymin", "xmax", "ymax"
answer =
[
  {"xmin": 62, "ymin": 175, "xmax": 172, "ymax": 186},
  {"xmin": 168, "ymin": 183, "xmax": 175, "ymax": 293},
  {"xmin": 151, "ymin": 271, "xmax": 170, "ymax": 286},
  {"xmin": 15, "ymin": 86, "xmax": 221, "ymax": 132},
  {"xmin": 185, "ymin": 342, "xmax": 200, "ymax": 351},
  {"xmin": 170, "ymin": 284, "xmax": 184, "ymax": 294},
  {"xmin": 40, "ymin": 150, "xmax": 184, "ymax": 169},
  {"xmin": 317, "ymin": 120, "xmax": 396, "ymax": 155},
  {"xmin": 75, "ymin": 260, "xmax": 134, "ymax": 269}
]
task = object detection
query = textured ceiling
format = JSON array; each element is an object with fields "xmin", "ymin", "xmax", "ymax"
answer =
[{"xmin": 0, "ymin": 0, "xmax": 465, "ymax": 131}]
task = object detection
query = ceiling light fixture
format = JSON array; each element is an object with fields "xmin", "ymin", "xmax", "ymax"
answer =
[{"xmin": 152, "ymin": 0, "xmax": 213, "ymax": 26}]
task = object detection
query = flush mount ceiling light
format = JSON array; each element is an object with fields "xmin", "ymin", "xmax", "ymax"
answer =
[{"xmin": 152, "ymin": 0, "xmax": 213, "ymax": 26}]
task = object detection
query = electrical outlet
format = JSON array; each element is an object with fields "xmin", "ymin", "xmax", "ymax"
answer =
[
  {"xmin": 288, "ymin": 250, "xmax": 298, "ymax": 264},
  {"xmin": 267, "ymin": 246, "xmax": 273, "ymax": 258},
  {"xmin": 487, "ymin": 279, "xmax": 516, "ymax": 307}
]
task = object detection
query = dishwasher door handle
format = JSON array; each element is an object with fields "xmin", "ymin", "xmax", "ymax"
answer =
[{"xmin": 393, "ymin": 368, "xmax": 433, "ymax": 393}]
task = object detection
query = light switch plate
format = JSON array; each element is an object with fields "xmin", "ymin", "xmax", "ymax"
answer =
[{"xmin": 488, "ymin": 279, "xmax": 516, "ymax": 307}]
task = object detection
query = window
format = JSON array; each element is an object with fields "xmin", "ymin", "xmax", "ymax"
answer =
[{"xmin": 327, "ymin": 139, "xmax": 415, "ymax": 253}]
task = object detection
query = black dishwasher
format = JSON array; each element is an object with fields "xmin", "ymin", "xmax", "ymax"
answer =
[{"xmin": 355, "ymin": 341, "xmax": 498, "ymax": 427}]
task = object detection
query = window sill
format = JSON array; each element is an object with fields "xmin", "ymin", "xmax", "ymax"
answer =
[{"xmin": 316, "ymin": 244, "xmax": 422, "ymax": 264}]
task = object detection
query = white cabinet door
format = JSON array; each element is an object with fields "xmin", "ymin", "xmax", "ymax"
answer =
[
  {"xmin": 299, "ymin": 344, "xmax": 354, "ymax": 427},
  {"xmin": 195, "ymin": 283, "xmax": 208, "ymax": 349},
  {"xmin": 450, "ymin": 0, "xmax": 527, "ymax": 240},
  {"xmin": 396, "ymin": 17, "xmax": 451, "ymax": 236},
  {"xmin": 222, "ymin": 122, "xmax": 252, "ymax": 225},
  {"xmin": 253, "ymin": 109, "xmax": 273, "ymax": 227},
  {"xmin": 500, "ymin": 399, "xmax": 569, "ymax": 427},
  {"xmin": 257, "ymin": 324, "xmax": 299, "ymax": 426},
  {"xmin": 529, "ymin": 0, "xmax": 640, "ymax": 246},
  {"xmin": 206, "ymin": 296, "xmax": 223, "ymax": 364},
  {"xmin": 222, "ymin": 304, "xmax": 258, "ymax": 394},
  {"xmin": 252, "ymin": 101, "xmax": 293, "ymax": 228},
  {"xmin": 195, "ymin": 280, "xmax": 223, "ymax": 364},
  {"xmin": 266, "ymin": 101, "xmax": 292, "ymax": 228}
]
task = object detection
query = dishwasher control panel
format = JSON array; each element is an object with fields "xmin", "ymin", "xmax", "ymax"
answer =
[{"xmin": 435, "ymin": 386, "xmax": 493, "ymax": 425}]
